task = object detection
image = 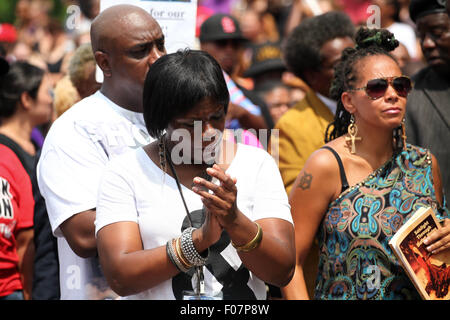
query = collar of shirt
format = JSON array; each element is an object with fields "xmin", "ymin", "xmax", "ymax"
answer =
[
  {"xmin": 97, "ymin": 91, "xmax": 147, "ymax": 129},
  {"xmin": 316, "ymin": 92, "xmax": 337, "ymax": 116}
]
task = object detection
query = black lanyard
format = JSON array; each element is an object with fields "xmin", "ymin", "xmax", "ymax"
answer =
[{"xmin": 163, "ymin": 140, "xmax": 214, "ymax": 297}]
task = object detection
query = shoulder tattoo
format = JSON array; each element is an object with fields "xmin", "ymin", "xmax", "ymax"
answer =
[{"xmin": 297, "ymin": 170, "xmax": 313, "ymax": 190}]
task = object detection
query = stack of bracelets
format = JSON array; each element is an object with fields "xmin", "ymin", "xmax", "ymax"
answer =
[
  {"xmin": 166, "ymin": 222, "xmax": 264, "ymax": 272},
  {"xmin": 166, "ymin": 227, "xmax": 209, "ymax": 272}
]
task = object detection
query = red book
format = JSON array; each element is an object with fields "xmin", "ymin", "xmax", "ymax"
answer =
[{"xmin": 389, "ymin": 207, "xmax": 450, "ymax": 300}]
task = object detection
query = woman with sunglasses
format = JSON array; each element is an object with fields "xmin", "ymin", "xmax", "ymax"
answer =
[{"xmin": 282, "ymin": 27, "xmax": 449, "ymax": 300}]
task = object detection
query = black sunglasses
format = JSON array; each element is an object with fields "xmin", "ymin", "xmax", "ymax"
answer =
[{"xmin": 349, "ymin": 76, "xmax": 412, "ymax": 100}]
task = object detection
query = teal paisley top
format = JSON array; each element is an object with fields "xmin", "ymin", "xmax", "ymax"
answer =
[{"xmin": 314, "ymin": 144, "xmax": 448, "ymax": 300}]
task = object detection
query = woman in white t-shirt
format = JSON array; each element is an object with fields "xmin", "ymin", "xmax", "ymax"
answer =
[{"xmin": 94, "ymin": 49, "xmax": 295, "ymax": 300}]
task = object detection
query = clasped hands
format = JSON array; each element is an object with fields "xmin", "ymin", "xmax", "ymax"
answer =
[{"xmin": 191, "ymin": 164, "xmax": 239, "ymax": 245}]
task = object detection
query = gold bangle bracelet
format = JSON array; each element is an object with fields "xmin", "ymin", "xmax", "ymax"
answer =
[
  {"xmin": 231, "ymin": 222, "xmax": 263, "ymax": 253},
  {"xmin": 175, "ymin": 237, "xmax": 193, "ymax": 270}
]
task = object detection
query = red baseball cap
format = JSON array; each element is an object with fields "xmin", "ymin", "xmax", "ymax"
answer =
[{"xmin": 199, "ymin": 14, "xmax": 247, "ymax": 43}]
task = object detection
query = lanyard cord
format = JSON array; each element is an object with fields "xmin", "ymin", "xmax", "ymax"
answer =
[
  {"xmin": 164, "ymin": 142, "xmax": 195, "ymax": 227},
  {"xmin": 162, "ymin": 136, "xmax": 215, "ymax": 227},
  {"xmin": 163, "ymin": 138, "xmax": 216, "ymax": 297}
]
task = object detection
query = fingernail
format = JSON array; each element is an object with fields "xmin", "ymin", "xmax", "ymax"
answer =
[
  {"xmin": 423, "ymin": 238, "xmax": 429, "ymax": 245},
  {"xmin": 206, "ymin": 167, "xmax": 213, "ymax": 173},
  {"xmin": 193, "ymin": 177, "xmax": 201, "ymax": 183}
]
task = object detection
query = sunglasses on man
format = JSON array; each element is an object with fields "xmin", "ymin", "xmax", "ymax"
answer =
[{"xmin": 349, "ymin": 76, "xmax": 413, "ymax": 100}]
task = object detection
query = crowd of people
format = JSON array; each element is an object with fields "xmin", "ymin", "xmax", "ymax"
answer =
[{"xmin": 0, "ymin": 0, "xmax": 449, "ymax": 300}]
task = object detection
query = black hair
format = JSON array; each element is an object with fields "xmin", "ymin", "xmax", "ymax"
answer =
[
  {"xmin": 0, "ymin": 61, "xmax": 45, "ymax": 119},
  {"xmin": 325, "ymin": 27, "xmax": 400, "ymax": 143},
  {"xmin": 78, "ymin": 0, "xmax": 98, "ymax": 20},
  {"xmin": 143, "ymin": 49, "xmax": 230, "ymax": 139},
  {"xmin": 283, "ymin": 11, "xmax": 356, "ymax": 80},
  {"xmin": 387, "ymin": 0, "xmax": 402, "ymax": 22}
]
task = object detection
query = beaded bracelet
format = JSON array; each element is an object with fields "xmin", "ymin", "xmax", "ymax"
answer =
[
  {"xmin": 231, "ymin": 222, "xmax": 263, "ymax": 253},
  {"xmin": 180, "ymin": 227, "xmax": 208, "ymax": 266}
]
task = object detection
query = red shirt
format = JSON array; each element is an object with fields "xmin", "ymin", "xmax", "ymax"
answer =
[{"xmin": 0, "ymin": 145, "xmax": 34, "ymax": 297}]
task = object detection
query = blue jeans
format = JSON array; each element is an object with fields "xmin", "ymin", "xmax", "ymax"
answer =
[{"xmin": 0, "ymin": 290, "xmax": 24, "ymax": 300}]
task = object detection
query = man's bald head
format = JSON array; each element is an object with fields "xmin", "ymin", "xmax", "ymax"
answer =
[
  {"xmin": 88, "ymin": 4, "xmax": 165, "ymax": 112},
  {"xmin": 90, "ymin": 4, "xmax": 157, "ymax": 53}
]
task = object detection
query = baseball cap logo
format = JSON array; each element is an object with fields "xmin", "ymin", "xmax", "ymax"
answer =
[
  {"xmin": 256, "ymin": 46, "xmax": 282, "ymax": 62},
  {"xmin": 221, "ymin": 16, "xmax": 236, "ymax": 33}
]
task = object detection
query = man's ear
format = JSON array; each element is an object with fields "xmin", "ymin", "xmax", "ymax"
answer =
[
  {"xmin": 341, "ymin": 91, "xmax": 356, "ymax": 114},
  {"xmin": 94, "ymin": 51, "xmax": 111, "ymax": 77}
]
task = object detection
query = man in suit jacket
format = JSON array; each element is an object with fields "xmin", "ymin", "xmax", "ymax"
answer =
[
  {"xmin": 270, "ymin": 12, "xmax": 355, "ymax": 196},
  {"xmin": 405, "ymin": 0, "xmax": 450, "ymax": 204}
]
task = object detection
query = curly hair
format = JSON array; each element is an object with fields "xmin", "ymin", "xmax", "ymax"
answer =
[
  {"xmin": 325, "ymin": 27, "xmax": 400, "ymax": 143},
  {"xmin": 68, "ymin": 43, "xmax": 95, "ymax": 93},
  {"xmin": 283, "ymin": 11, "xmax": 355, "ymax": 80}
]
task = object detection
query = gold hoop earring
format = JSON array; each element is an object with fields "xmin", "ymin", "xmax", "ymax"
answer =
[{"xmin": 345, "ymin": 115, "xmax": 362, "ymax": 154}]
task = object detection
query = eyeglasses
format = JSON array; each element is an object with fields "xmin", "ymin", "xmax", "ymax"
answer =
[{"xmin": 349, "ymin": 76, "xmax": 412, "ymax": 100}]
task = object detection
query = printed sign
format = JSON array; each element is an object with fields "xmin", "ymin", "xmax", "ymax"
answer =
[{"xmin": 96, "ymin": 0, "xmax": 198, "ymax": 82}]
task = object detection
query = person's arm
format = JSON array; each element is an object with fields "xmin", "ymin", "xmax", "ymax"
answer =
[
  {"xmin": 284, "ymin": 0, "xmax": 304, "ymax": 37},
  {"xmin": 37, "ymin": 129, "xmax": 107, "ymax": 259},
  {"xmin": 280, "ymin": 149, "xmax": 340, "ymax": 299},
  {"xmin": 227, "ymin": 103, "xmax": 268, "ymax": 131},
  {"xmin": 59, "ymin": 209, "xmax": 97, "ymax": 258},
  {"xmin": 225, "ymin": 74, "xmax": 268, "ymax": 131},
  {"xmin": 423, "ymin": 153, "xmax": 450, "ymax": 255},
  {"xmin": 96, "ymin": 221, "xmax": 178, "ymax": 296},
  {"xmin": 16, "ymin": 228, "xmax": 35, "ymax": 300},
  {"xmin": 193, "ymin": 161, "xmax": 296, "ymax": 288}
]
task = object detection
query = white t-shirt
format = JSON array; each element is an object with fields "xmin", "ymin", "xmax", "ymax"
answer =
[
  {"xmin": 387, "ymin": 22, "xmax": 418, "ymax": 59},
  {"xmin": 37, "ymin": 91, "xmax": 153, "ymax": 300},
  {"xmin": 95, "ymin": 144, "xmax": 293, "ymax": 300}
]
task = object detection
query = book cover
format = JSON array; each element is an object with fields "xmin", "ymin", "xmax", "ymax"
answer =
[{"xmin": 389, "ymin": 206, "xmax": 450, "ymax": 300}]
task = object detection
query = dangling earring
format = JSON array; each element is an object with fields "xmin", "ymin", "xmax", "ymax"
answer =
[
  {"xmin": 158, "ymin": 136, "xmax": 167, "ymax": 174},
  {"xmin": 401, "ymin": 118, "xmax": 407, "ymax": 150},
  {"xmin": 345, "ymin": 114, "xmax": 362, "ymax": 154}
]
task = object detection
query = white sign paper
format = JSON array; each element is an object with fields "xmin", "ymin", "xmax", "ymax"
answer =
[{"xmin": 96, "ymin": 0, "xmax": 198, "ymax": 82}]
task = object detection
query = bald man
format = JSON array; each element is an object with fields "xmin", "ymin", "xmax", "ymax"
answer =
[{"xmin": 37, "ymin": 5, "xmax": 166, "ymax": 299}]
